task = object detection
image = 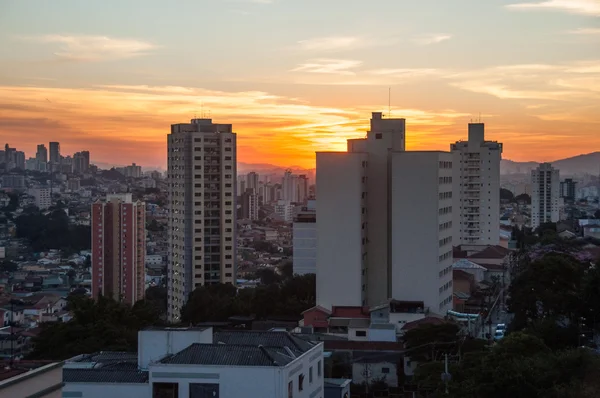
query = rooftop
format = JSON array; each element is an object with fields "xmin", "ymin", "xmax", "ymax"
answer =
[
  {"xmin": 159, "ymin": 344, "xmax": 298, "ymax": 367},
  {"xmin": 63, "ymin": 368, "xmax": 148, "ymax": 384}
]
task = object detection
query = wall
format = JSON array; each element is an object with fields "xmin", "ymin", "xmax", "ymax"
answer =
[
  {"xmin": 389, "ymin": 312, "xmax": 426, "ymax": 333},
  {"xmin": 138, "ymin": 328, "xmax": 213, "ymax": 369},
  {"xmin": 147, "ymin": 343, "xmax": 324, "ymax": 398},
  {"xmin": 293, "ymin": 221, "xmax": 317, "ymax": 275},
  {"xmin": 390, "ymin": 152, "xmax": 453, "ymax": 315},
  {"xmin": 62, "ymin": 383, "xmax": 147, "ymax": 398},
  {"xmin": 0, "ymin": 363, "xmax": 63, "ymax": 398},
  {"xmin": 316, "ymin": 152, "xmax": 367, "ymax": 309}
]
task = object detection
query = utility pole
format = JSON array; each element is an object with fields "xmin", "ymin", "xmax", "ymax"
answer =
[{"xmin": 441, "ymin": 353, "xmax": 451, "ymax": 395}]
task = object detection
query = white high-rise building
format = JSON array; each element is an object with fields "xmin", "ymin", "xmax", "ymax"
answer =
[
  {"xmin": 451, "ymin": 123, "xmax": 502, "ymax": 245},
  {"xmin": 274, "ymin": 200, "xmax": 294, "ymax": 222},
  {"xmin": 531, "ymin": 163, "xmax": 560, "ymax": 229},
  {"xmin": 316, "ymin": 112, "xmax": 453, "ymax": 314},
  {"xmin": 282, "ymin": 170, "xmax": 299, "ymax": 203},
  {"xmin": 167, "ymin": 118, "xmax": 237, "ymax": 322}
]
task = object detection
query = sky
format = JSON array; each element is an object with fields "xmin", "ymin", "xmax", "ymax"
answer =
[{"xmin": 0, "ymin": 0, "xmax": 599, "ymax": 169}]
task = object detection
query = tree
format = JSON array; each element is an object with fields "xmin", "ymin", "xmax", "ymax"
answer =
[
  {"xmin": 0, "ymin": 260, "xmax": 18, "ymax": 273},
  {"xmin": 515, "ymin": 193, "xmax": 532, "ymax": 204},
  {"xmin": 500, "ymin": 188, "xmax": 514, "ymax": 202},
  {"xmin": 594, "ymin": 209, "xmax": 600, "ymax": 219},
  {"xmin": 279, "ymin": 260, "xmax": 293, "ymax": 280},
  {"xmin": 27, "ymin": 295, "xmax": 163, "ymax": 360},
  {"xmin": 145, "ymin": 286, "xmax": 167, "ymax": 316},
  {"xmin": 256, "ymin": 268, "xmax": 281, "ymax": 285},
  {"xmin": 403, "ymin": 323, "xmax": 460, "ymax": 362},
  {"xmin": 180, "ymin": 274, "xmax": 316, "ymax": 324}
]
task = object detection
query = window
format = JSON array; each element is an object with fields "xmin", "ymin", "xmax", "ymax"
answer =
[
  {"xmin": 288, "ymin": 381, "xmax": 293, "ymax": 398},
  {"xmin": 382, "ymin": 367, "xmax": 390, "ymax": 374},
  {"xmin": 318, "ymin": 360, "xmax": 322, "ymax": 377},
  {"xmin": 355, "ymin": 330, "xmax": 367, "ymax": 337},
  {"xmin": 375, "ymin": 133, "xmax": 382, "ymax": 139},
  {"xmin": 298, "ymin": 374, "xmax": 304, "ymax": 391},
  {"xmin": 309, "ymin": 366, "xmax": 313, "ymax": 383}
]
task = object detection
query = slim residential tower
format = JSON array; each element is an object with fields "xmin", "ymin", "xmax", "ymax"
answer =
[
  {"xmin": 91, "ymin": 193, "xmax": 146, "ymax": 305},
  {"xmin": 531, "ymin": 163, "xmax": 560, "ymax": 229},
  {"xmin": 167, "ymin": 118, "xmax": 237, "ymax": 322},
  {"xmin": 451, "ymin": 123, "xmax": 502, "ymax": 245}
]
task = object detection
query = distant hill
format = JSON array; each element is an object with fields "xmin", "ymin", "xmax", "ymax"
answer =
[{"xmin": 501, "ymin": 152, "xmax": 600, "ymax": 176}]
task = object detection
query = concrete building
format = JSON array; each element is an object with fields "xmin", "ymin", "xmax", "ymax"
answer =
[
  {"xmin": 62, "ymin": 328, "xmax": 325, "ymax": 398},
  {"xmin": 275, "ymin": 200, "xmax": 294, "ymax": 222},
  {"xmin": 246, "ymin": 172, "xmax": 259, "ymax": 193},
  {"xmin": 451, "ymin": 123, "xmax": 503, "ymax": 245},
  {"xmin": 298, "ymin": 174, "xmax": 309, "ymax": 204},
  {"xmin": 531, "ymin": 163, "xmax": 560, "ymax": 229},
  {"xmin": 167, "ymin": 118, "xmax": 237, "ymax": 322},
  {"xmin": 29, "ymin": 187, "xmax": 52, "ymax": 210},
  {"xmin": 560, "ymin": 178, "xmax": 577, "ymax": 203},
  {"xmin": 316, "ymin": 112, "xmax": 454, "ymax": 314},
  {"xmin": 14, "ymin": 151, "xmax": 25, "ymax": 170},
  {"xmin": 91, "ymin": 193, "xmax": 146, "ymax": 305},
  {"xmin": 282, "ymin": 170, "xmax": 299, "ymax": 203},
  {"xmin": 316, "ymin": 112, "xmax": 404, "ymax": 309},
  {"xmin": 49, "ymin": 141, "xmax": 60, "ymax": 171},
  {"xmin": 240, "ymin": 188, "xmax": 259, "ymax": 221},
  {"xmin": 390, "ymin": 152, "xmax": 454, "ymax": 313},
  {"xmin": 36, "ymin": 144, "xmax": 48, "ymax": 165},
  {"xmin": 293, "ymin": 200, "xmax": 317, "ymax": 275},
  {"xmin": 0, "ymin": 362, "xmax": 63, "ymax": 398},
  {"xmin": 1, "ymin": 174, "xmax": 25, "ymax": 189}
]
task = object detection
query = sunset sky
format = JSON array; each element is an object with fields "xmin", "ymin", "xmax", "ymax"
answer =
[{"xmin": 1, "ymin": 0, "xmax": 599, "ymax": 169}]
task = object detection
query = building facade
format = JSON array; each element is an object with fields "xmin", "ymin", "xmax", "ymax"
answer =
[
  {"xmin": 560, "ymin": 178, "xmax": 577, "ymax": 203},
  {"xmin": 49, "ymin": 141, "xmax": 60, "ymax": 171},
  {"xmin": 293, "ymin": 200, "xmax": 317, "ymax": 275},
  {"xmin": 167, "ymin": 119, "xmax": 237, "ymax": 322},
  {"xmin": 91, "ymin": 193, "xmax": 146, "ymax": 305},
  {"xmin": 246, "ymin": 172, "xmax": 259, "ymax": 193},
  {"xmin": 29, "ymin": 187, "xmax": 51, "ymax": 210},
  {"xmin": 451, "ymin": 123, "xmax": 502, "ymax": 245},
  {"xmin": 531, "ymin": 163, "xmax": 560, "ymax": 229}
]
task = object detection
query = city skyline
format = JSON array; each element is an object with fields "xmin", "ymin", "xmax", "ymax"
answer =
[{"xmin": 1, "ymin": 0, "xmax": 599, "ymax": 168}]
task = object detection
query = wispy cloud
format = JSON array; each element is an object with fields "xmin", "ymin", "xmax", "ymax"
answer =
[
  {"xmin": 412, "ymin": 34, "xmax": 452, "ymax": 45},
  {"xmin": 298, "ymin": 36, "xmax": 363, "ymax": 51},
  {"xmin": 448, "ymin": 61, "xmax": 600, "ymax": 101},
  {"xmin": 18, "ymin": 35, "xmax": 158, "ymax": 61},
  {"xmin": 290, "ymin": 59, "xmax": 362, "ymax": 75},
  {"xmin": 569, "ymin": 28, "xmax": 600, "ymax": 35},
  {"xmin": 505, "ymin": 0, "xmax": 600, "ymax": 16}
]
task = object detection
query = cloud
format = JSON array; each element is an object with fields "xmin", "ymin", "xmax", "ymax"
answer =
[
  {"xmin": 298, "ymin": 36, "xmax": 363, "ymax": 51},
  {"xmin": 290, "ymin": 59, "xmax": 362, "ymax": 75},
  {"xmin": 448, "ymin": 61, "xmax": 600, "ymax": 101},
  {"xmin": 18, "ymin": 35, "xmax": 158, "ymax": 61},
  {"xmin": 569, "ymin": 28, "xmax": 600, "ymax": 34},
  {"xmin": 412, "ymin": 34, "xmax": 452, "ymax": 45},
  {"xmin": 505, "ymin": 0, "xmax": 600, "ymax": 16}
]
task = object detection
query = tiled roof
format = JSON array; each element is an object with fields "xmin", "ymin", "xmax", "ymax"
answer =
[
  {"xmin": 69, "ymin": 351, "xmax": 137, "ymax": 364},
  {"xmin": 453, "ymin": 269, "xmax": 474, "ymax": 280},
  {"xmin": 213, "ymin": 331, "xmax": 315, "ymax": 355},
  {"xmin": 452, "ymin": 259, "xmax": 486, "ymax": 270},
  {"xmin": 301, "ymin": 305, "xmax": 332, "ymax": 315},
  {"xmin": 402, "ymin": 317, "xmax": 447, "ymax": 331},
  {"xmin": 348, "ymin": 318, "xmax": 370, "ymax": 329},
  {"xmin": 63, "ymin": 369, "xmax": 148, "ymax": 384},
  {"xmin": 468, "ymin": 245, "xmax": 510, "ymax": 259},
  {"xmin": 159, "ymin": 344, "xmax": 297, "ymax": 367}
]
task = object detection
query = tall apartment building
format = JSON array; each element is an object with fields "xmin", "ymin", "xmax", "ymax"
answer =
[
  {"xmin": 167, "ymin": 118, "xmax": 237, "ymax": 322},
  {"xmin": 298, "ymin": 174, "xmax": 309, "ymax": 204},
  {"xmin": 531, "ymin": 163, "xmax": 560, "ymax": 229},
  {"xmin": 36, "ymin": 144, "xmax": 48, "ymax": 164},
  {"xmin": 560, "ymin": 178, "xmax": 577, "ymax": 202},
  {"xmin": 246, "ymin": 172, "xmax": 259, "ymax": 193},
  {"xmin": 282, "ymin": 170, "xmax": 299, "ymax": 203},
  {"xmin": 316, "ymin": 112, "xmax": 453, "ymax": 314},
  {"xmin": 73, "ymin": 151, "xmax": 90, "ymax": 174},
  {"xmin": 14, "ymin": 151, "xmax": 25, "ymax": 170},
  {"xmin": 451, "ymin": 123, "xmax": 502, "ymax": 245},
  {"xmin": 239, "ymin": 188, "xmax": 259, "ymax": 220},
  {"xmin": 91, "ymin": 193, "xmax": 146, "ymax": 305},
  {"xmin": 49, "ymin": 141, "xmax": 60, "ymax": 170}
]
